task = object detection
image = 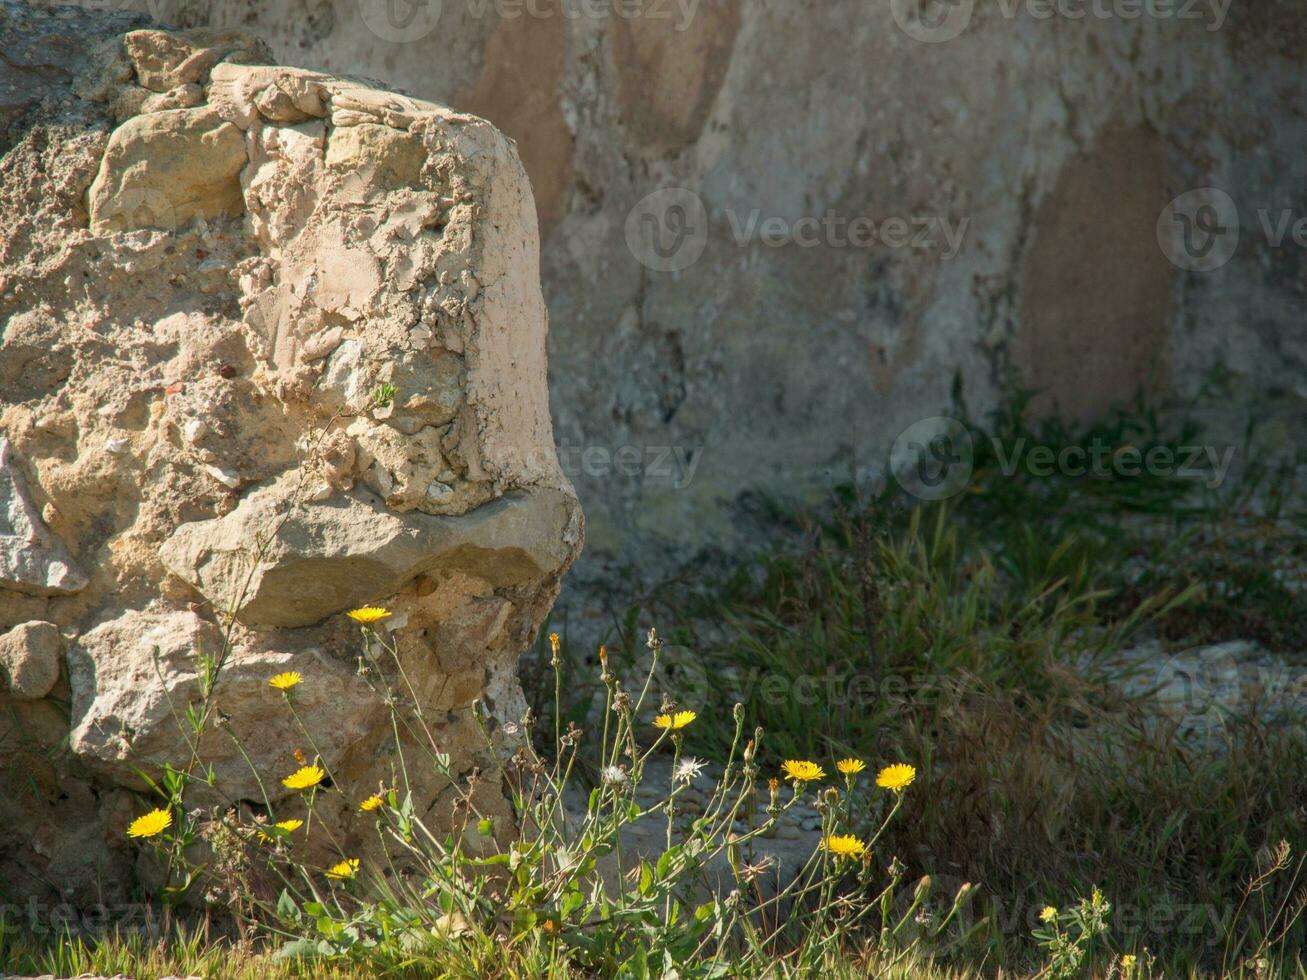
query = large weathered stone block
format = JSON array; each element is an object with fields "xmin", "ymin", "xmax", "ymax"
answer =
[
  {"xmin": 0, "ymin": 6, "xmax": 581, "ymax": 905},
  {"xmin": 67, "ymin": 609, "xmax": 385, "ymax": 798}
]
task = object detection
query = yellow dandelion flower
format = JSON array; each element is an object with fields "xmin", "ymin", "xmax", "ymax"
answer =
[
  {"xmin": 653, "ymin": 710, "xmax": 697, "ymax": 731},
  {"xmin": 549, "ymin": 632, "xmax": 560, "ymax": 654},
  {"xmin": 876, "ymin": 763, "xmax": 916, "ymax": 792},
  {"xmin": 282, "ymin": 764, "xmax": 325, "ymax": 791},
  {"xmin": 257, "ymin": 818, "xmax": 305, "ymax": 843},
  {"xmin": 1039, "ymin": 905, "xmax": 1058, "ymax": 923},
  {"xmin": 347, "ymin": 607, "xmax": 390, "ymax": 625},
  {"xmin": 821, "ymin": 834, "xmax": 866, "ymax": 858},
  {"xmin": 326, "ymin": 858, "xmax": 360, "ymax": 880},
  {"xmin": 1121, "ymin": 954, "xmax": 1137, "ymax": 970},
  {"xmin": 359, "ymin": 795, "xmax": 384, "ymax": 812},
  {"xmin": 269, "ymin": 671, "xmax": 302, "ymax": 691},
  {"xmin": 836, "ymin": 757, "xmax": 866, "ymax": 776},
  {"xmin": 126, "ymin": 808, "xmax": 172, "ymax": 839},
  {"xmin": 781, "ymin": 760, "xmax": 826, "ymax": 782}
]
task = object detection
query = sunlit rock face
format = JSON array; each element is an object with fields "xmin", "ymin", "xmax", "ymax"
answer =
[{"xmin": 0, "ymin": 2, "xmax": 581, "ymax": 905}]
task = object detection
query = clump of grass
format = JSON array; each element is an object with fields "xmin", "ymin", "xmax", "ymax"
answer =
[
  {"xmin": 63, "ymin": 612, "xmax": 996, "ymax": 978},
  {"xmin": 567, "ymin": 389, "xmax": 1307, "ymax": 975},
  {"xmin": 0, "ymin": 919, "xmax": 369, "ymax": 979}
]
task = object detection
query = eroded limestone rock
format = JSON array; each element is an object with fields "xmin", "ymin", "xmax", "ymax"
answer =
[
  {"xmin": 0, "ymin": 7, "xmax": 581, "ymax": 906},
  {"xmin": 87, "ymin": 106, "xmax": 248, "ymax": 233},
  {"xmin": 123, "ymin": 28, "xmax": 266, "ymax": 93},
  {"xmin": 159, "ymin": 477, "xmax": 579, "ymax": 629},
  {"xmin": 0, "ymin": 620, "xmax": 62, "ymax": 699},
  {"xmin": 0, "ymin": 437, "xmax": 88, "ymax": 596},
  {"xmin": 67, "ymin": 609, "xmax": 385, "ymax": 797}
]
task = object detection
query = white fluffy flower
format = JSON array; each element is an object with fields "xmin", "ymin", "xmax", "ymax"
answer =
[
  {"xmin": 674, "ymin": 757, "xmax": 706, "ymax": 784},
  {"xmin": 601, "ymin": 765, "xmax": 628, "ymax": 787}
]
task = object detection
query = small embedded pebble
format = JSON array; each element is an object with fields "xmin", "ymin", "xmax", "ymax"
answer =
[
  {"xmin": 201, "ymin": 464, "xmax": 241, "ymax": 489},
  {"xmin": 182, "ymin": 419, "xmax": 207, "ymax": 444}
]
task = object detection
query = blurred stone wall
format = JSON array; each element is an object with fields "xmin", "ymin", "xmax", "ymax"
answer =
[{"xmin": 56, "ymin": 0, "xmax": 1307, "ymax": 600}]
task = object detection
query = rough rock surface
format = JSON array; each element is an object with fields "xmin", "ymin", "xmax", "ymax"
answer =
[
  {"xmin": 0, "ymin": 2, "xmax": 581, "ymax": 907},
  {"xmin": 0, "ymin": 620, "xmax": 62, "ymax": 699},
  {"xmin": 124, "ymin": 0, "xmax": 1307, "ymax": 618},
  {"xmin": 1, "ymin": 437, "xmax": 89, "ymax": 595}
]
